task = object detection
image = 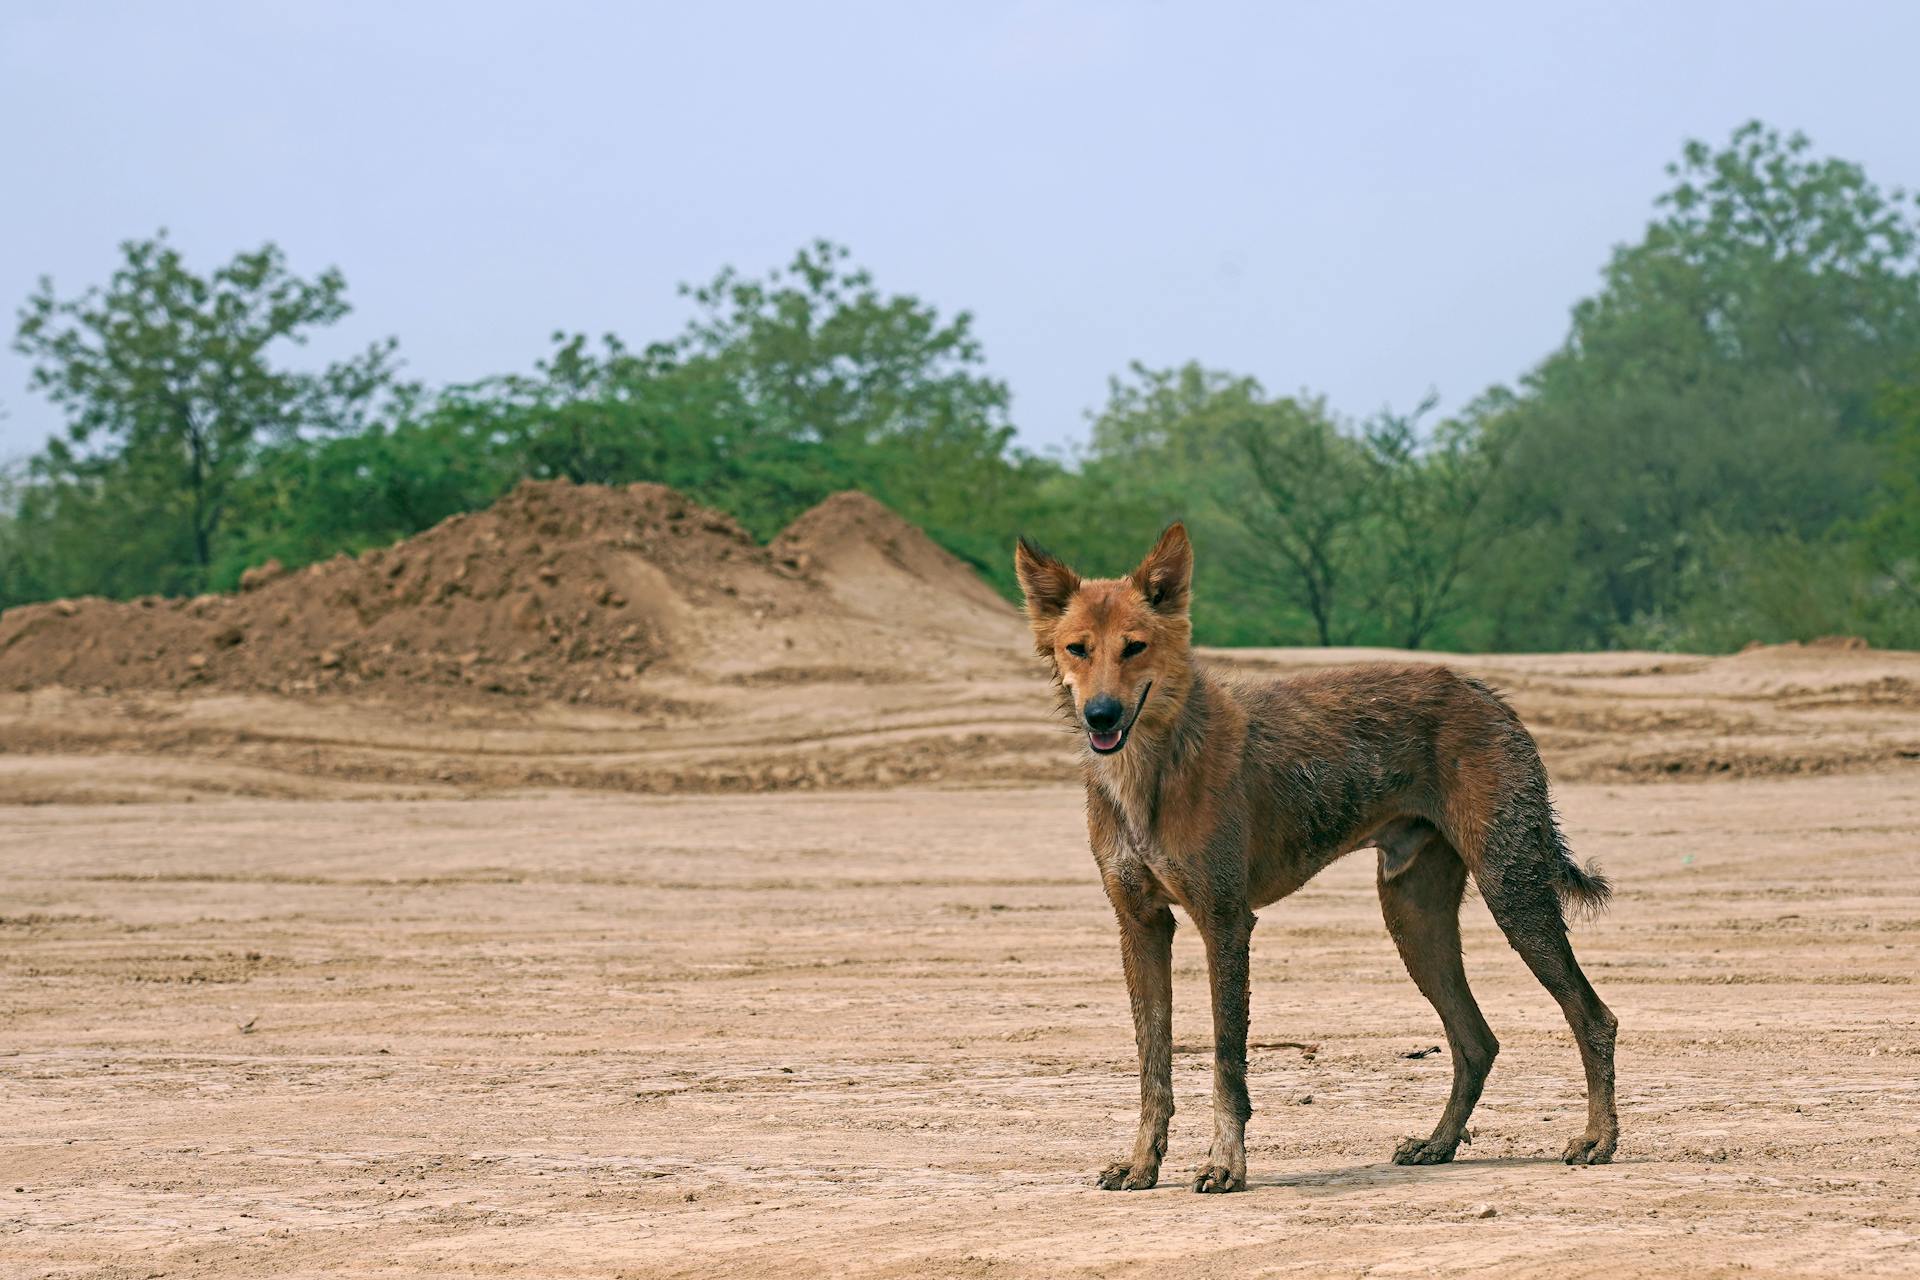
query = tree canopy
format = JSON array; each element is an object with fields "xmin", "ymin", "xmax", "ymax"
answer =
[
  {"xmin": 5, "ymin": 123, "xmax": 1918, "ymax": 652},
  {"xmin": 9, "ymin": 234, "xmax": 402, "ymax": 598}
]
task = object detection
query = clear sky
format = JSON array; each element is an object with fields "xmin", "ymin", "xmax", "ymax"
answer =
[{"xmin": 3, "ymin": 1, "xmax": 1917, "ymax": 462}]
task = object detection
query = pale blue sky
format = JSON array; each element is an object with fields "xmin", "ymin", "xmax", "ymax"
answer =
[{"xmin": 3, "ymin": 1, "xmax": 1917, "ymax": 460}]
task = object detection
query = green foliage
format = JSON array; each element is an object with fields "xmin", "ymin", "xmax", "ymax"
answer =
[
  {"xmin": 9, "ymin": 233, "xmax": 403, "ymax": 596},
  {"xmin": 1494, "ymin": 121, "xmax": 1920, "ymax": 648},
  {"xmin": 1024, "ymin": 365, "xmax": 1510, "ymax": 649},
  {"xmin": 672, "ymin": 239, "xmax": 1028, "ymax": 582},
  {"xmin": 212, "ymin": 402, "xmax": 522, "ymax": 586},
  {"xmin": 1849, "ymin": 365, "xmax": 1920, "ymax": 644},
  {"xmin": 1360, "ymin": 396, "xmax": 1510, "ymax": 649},
  {"xmin": 1228, "ymin": 391, "xmax": 1377, "ymax": 646},
  {"xmin": 5, "ymin": 125, "xmax": 1919, "ymax": 654},
  {"xmin": 202, "ymin": 243, "xmax": 1033, "ymax": 596},
  {"xmin": 1072, "ymin": 364, "xmax": 1285, "ymax": 642}
]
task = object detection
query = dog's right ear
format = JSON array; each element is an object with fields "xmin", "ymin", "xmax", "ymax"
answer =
[{"xmin": 1014, "ymin": 537, "xmax": 1080, "ymax": 622}]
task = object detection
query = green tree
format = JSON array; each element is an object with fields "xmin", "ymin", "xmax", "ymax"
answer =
[
  {"xmin": 1230, "ymin": 396, "xmax": 1377, "ymax": 646},
  {"xmin": 679, "ymin": 239, "xmax": 1011, "ymax": 451},
  {"xmin": 1071, "ymin": 364, "xmax": 1300, "ymax": 643},
  {"xmin": 1079, "ymin": 362, "xmax": 1261, "ymax": 555},
  {"xmin": 217, "ymin": 243, "xmax": 1037, "ymax": 589},
  {"xmin": 216, "ymin": 403, "xmax": 520, "ymax": 583},
  {"xmin": 673, "ymin": 239, "xmax": 1026, "ymax": 565},
  {"xmin": 1361, "ymin": 394, "xmax": 1510, "ymax": 649},
  {"xmin": 1852, "ymin": 365, "xmax": 1920, "ymax": 642},
  {"xmin": 484, "ymin": 333, "xmax": 732, "ymax": 492},
  {"xmin": 1497, "ymin": 122, "xmax": 1920, "ymax": 647},
  {"xmin": 11, "ymin": 233, "xmax": 402, "ymax": 592},
  {"xmin": 1075, "ymin": 363, "xmax": 1392, "ymax": 647}
]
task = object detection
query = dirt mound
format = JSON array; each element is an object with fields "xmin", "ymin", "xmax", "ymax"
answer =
[
  {"xmin": 771, "ymin": 492, "xmax": 1023, "ymax": 651},
  {"xmin": 0, "ymin": 481, "xmax": 1020, "ymax": 705}
]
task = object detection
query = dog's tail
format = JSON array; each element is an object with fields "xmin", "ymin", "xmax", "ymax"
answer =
[{"xmin": 1549, "ymin": 822, "xmax": 1612, "ymax": 921}]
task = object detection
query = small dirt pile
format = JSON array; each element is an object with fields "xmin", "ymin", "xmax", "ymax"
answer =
[
  {"xmin": 771, "ymin": 492, "xmax": 1024, "ymax": 652},
  {"xmin": 0, "ymin": 481, "xmax": 1023, "ymax": 705}
]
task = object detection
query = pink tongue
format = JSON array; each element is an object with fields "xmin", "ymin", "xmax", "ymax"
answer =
[{"xmin": 1089, "ymin": 730, "xmax": 1122, "ymax": 751}]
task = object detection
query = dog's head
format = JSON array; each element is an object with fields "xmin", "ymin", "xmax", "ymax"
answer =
[{"xmin": 1013, "ymin": 524, "xmax": 1193, "ymax": 757}]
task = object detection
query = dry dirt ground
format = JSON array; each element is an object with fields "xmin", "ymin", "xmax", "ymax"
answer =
[
  {"xmin": 8, "ymin": 486, "xmax": 1918, "ymax": 1278},
  {"xmin": 3, "ymin": 643, "xmax": 1918, "ymax": 803},
  {"xmin": 4, "ymin": 764, "xmax": 1919, "ymax": 1277}
]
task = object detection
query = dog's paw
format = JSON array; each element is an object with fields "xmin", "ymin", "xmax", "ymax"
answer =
[
  {"xmin": 1190, "ymin": 1162, "xmax": 1244, "ymax": 1193},
  {"xmin": 1561, "ymin": 1132, "xmax": 1617, "ymax": 1166},
  {"xmin": 1095, "ymin": 1159, "xmax": 1158, "ymax": 1190},
  {"xmin": 1392, "ymin": 1135, "xmax": 1459, "ymax": 1166}
]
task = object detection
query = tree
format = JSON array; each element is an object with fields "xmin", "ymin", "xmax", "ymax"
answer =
[
  {"xmin": 12, "ymin": 233, "xmax": 402, "ymax": 591},
  {"xmin": 190, "ymin": 242, "xmax": 1042, "ymax": 592},
  {"xmin": 1856, "ymin": 364, "xmax": 1920, "ymax": 638},
  {"xmin": 478, "ymin": 333, "xmax": 726, "ymax": 491},
  {"xmin": 0, "ymin": 456, "xmax": 28, "ymax": 609},
  {"xmin": 1072, "ymin": 363, "xmax": 1329, "ymax": 644},
  {"xmin": 673, "ymin": 239, "xmax": 1024, "ymax": 560},
  {"xmin": 1496, "ymin": 122, "xmax": 1920, "ymax": 647},
  {"xmin": 1651, "ymin": 122, "xmax": 1920, "ymax": 413},
  {"xmin": 1077, "ymin": 363, "xmax": 1261, "ymax": 555},
  {"xmin": 1230, "ymin": 396, "xmax": 1377, "ymax": 646},
  {"xmin": 1362, "ymin": 395, "xmax": 1509, "ymax": 649},
  {"xmin": 1072, "ymin": 364, "xmax": 1500, "ymax": 649},
  {"xmin": 677, "ymin": 239, "xmax": 1011, "ymax": 451}
]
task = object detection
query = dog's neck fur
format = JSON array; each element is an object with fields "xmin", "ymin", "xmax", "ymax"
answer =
[{"xmin": 1087, "ymin": 657, "xmax": 1214, "ymax": 852}]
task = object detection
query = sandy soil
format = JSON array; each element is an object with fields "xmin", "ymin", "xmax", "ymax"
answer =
[
  {"xmin": 5, "ymin": 768, "xmax": 1919, "ymax": 1277},
  {"xmin": 7, "ymin": 483, "xmax": 1917, "ymax": 1277},
  {"xmin": 3, "ymin": 643, "xmax": 1917, "ymax": 804}
]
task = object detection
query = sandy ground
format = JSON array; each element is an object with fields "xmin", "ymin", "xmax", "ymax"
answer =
[
  {"xmin": 7, "ymin": 488, "xmax": 1917, "ymax": 1277},
  {"xmin": 3, "ymin": 644, "xmax": 1917, "ymax": 803},
  {"xmin": 5, "ymin": 770, "xmax": 1919, "ymax": 1278}
]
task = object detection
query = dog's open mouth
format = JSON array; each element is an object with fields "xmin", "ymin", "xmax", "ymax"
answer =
[{"xmin": 1086, "ymin": 682, "xmax": 1152, "ymax": 756}]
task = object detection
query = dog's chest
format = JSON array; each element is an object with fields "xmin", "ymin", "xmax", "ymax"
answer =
[
  {"xmin": 1096, "ymin": 770, "xmax": 1179, "ymax": 887},
  {"xmin": 1096, "ymin": 768, "xmax": 1151, "ymax": 846}
]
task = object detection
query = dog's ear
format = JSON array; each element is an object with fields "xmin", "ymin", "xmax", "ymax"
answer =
[
  {"xmin": 1130, "ymin": 523, "xmax": 1192, "ymax": 615},
  {"xmin": 1015, "ymin": 537, "xmax": 1080, "ymax": 621}
]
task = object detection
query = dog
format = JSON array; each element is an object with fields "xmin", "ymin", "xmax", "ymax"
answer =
[{"xmin": 1014, "ymin": 524, "xmax": 1617, "ymax": 1193}]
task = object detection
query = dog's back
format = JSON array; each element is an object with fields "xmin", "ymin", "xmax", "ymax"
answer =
[{"xmin": 1200, "ymin": 661, "xmax": 1610, "ymax": 918}]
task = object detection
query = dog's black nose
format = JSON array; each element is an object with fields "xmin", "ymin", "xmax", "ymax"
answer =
[{"xmin": 1084, "ymin": 694, "xmax": 1124, "ymax": 732}]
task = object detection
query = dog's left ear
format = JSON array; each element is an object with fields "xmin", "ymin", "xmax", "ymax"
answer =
[{"xmin": 1131, "ymin": 523, "xmax": 1192, "ymax": 615}]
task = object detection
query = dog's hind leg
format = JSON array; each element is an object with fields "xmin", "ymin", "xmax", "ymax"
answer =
[
  {"xmin": 1476, "ymin": 854, "xmax": 1619, "ymax": 1166},
  {"xmin": 1095, "ymin": 901, "xmax": 1175, "ymax": 1190},
  {"xmin": 1377, "ymin": 826, "xmax": 1499, "ymax": 1165}
]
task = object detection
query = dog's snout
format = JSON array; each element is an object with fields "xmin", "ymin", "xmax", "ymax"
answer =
[{"xmin": 1083, "ymin": 694, "xmax": 1125, "ymax": 733}]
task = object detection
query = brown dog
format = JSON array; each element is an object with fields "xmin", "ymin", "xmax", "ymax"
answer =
[{"xmin": 1015, "ymin": 524, "xmax": 1617, "ymax": 1192}]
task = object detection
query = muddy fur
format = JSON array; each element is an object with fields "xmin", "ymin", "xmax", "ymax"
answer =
[{"xmin": 1014, "ymin": 525, "xmax": 1619, "ymax": 1193}]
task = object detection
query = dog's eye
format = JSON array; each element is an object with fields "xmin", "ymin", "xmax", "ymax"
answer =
[
  {"xmin": 1065, "ymin": 642, "xmax": 1089, "ymax": 659},
  {"xmin": 1122, "ymin": 640, "xmax": 1148, "ymax": 659}
]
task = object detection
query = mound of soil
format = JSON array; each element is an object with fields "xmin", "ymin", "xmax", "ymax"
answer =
[
  {"xmin": 771, "ymin": 492, "xmax": 1023, "ymax": 651},
  {"xmin": 0, "ymin": 481, "xmax": 1024, "ymax": 705}
]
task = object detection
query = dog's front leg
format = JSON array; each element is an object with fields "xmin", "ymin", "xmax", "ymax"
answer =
[
  {"xmin": 1192, "ymin": 902, "xmax": 1253, "ymax": 1192},
  {"xmin": 1096, "ymin": 901, "xmax": 1175, "ymax": 1190}
]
